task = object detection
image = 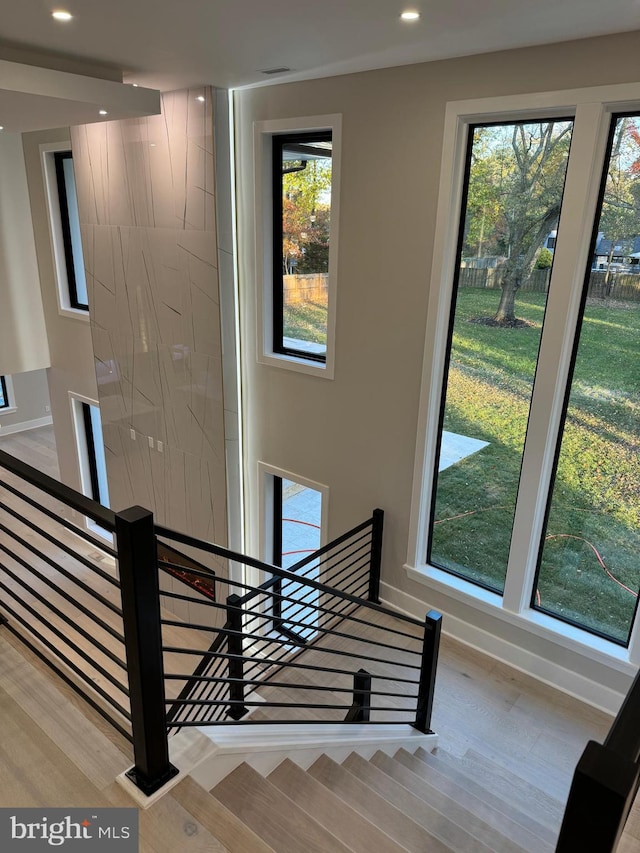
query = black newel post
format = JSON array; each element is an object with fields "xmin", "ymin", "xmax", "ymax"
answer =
[
  {"xmin": 226, "ymin": 593, "xmax": 249, "ymax": 720},
  {"xmin": 345, "ymin": 668, "xmax": 372, "ymax": 723},
  {"xmin": 116, "ymin": 506, "xmax": 178, "ymax": 796},
  {"xmin": 414, "ymin": 609, "xmax": 442, "ymax": 734},
  {"xmin": 368, "ymin": 508, "xmax": 384, "ymax": 603}
]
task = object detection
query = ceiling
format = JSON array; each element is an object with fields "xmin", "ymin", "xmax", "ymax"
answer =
[{"xmin": 0, "ymin": 0, "xmax": 638, "ymax": 94}]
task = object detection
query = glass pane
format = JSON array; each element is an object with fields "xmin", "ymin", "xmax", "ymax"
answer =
[
  {"xmin": 279, "ymin": 135, "xmax": 332, "ymax": 358},
  {"xmin": 278, "ymin": 478, "xmax": 322, "ymax": 639},
  {"xmin": 0, "ymin": 377, "xmax": 6, "ymax": 408},
  {"xmin": 88, "ymin": 403, "xmax": 110, "ymax": 507},
  {"xmin": 429, "ymin": 119, "xmax": 573, "ymax": 592},
  {"xmin": 535, "ymin": 115, "xmax": 640, "ymax": 644},
  {"xmin": 62, "ymin": 157, "xmax": 89, "ymax": 307}
]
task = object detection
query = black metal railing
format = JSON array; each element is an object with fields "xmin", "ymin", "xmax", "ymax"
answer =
[
  {"xmin": 0, "ymin": 448, "xmax": 441, "ymax": 799},
  {"xmin": 556, "ymin": 669, "xmax": 640, "ymax": 852}
]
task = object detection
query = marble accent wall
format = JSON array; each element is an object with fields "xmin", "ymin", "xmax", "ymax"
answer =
[{"xmin": 70, "ymin": 88, "xmax": 228, "ymax": 551}]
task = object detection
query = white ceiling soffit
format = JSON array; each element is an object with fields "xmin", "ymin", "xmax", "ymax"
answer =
[{"xmin": 0, "ymin": 59, "xmax": 160, "ymax": 133}]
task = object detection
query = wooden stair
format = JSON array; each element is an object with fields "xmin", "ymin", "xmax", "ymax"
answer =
[{"xmin": 172, "ymin": 744, "xmax": 564, "ymax": 852}]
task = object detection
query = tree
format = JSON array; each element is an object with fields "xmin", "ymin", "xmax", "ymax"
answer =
[
  {"xmin": 535, "ymin": 247, "xmax": 553, "ymax": 269},
  {"xmin": 282, "ymin": 158, "xmax": 332, "ymax": 274},
  {"xmin": 462, "ymin": 122, "xmax": 572, "ymax": 324}
]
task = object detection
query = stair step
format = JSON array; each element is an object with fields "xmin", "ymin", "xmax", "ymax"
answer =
[
  {"xmin": 395, "ymin": 749, "xmax": 555, "ymax": 851},
  {"xmin": 374, "ymin": 750, "xmax": 543, "ymax": 853},
  {"xmin": 268, "ymin": 758, "xmax": 407, "ymax": 853},
  {"xmin": 211, "ymin": 762, "xmax": 353, "ymax": 853},
  {"xmin": 308, "ymin": 753, "xmax": 450, "ymax": 852},
  {"xmin": 342, "ymin": 751, "xmax": 502, "ymax": 853},
  {"xmin": 424, "ymin": 748, "xmax": 564, "ymax": 830},
  {"xmin": 172, "ymin": 776, "xmax": 276, "ymax": 853}
]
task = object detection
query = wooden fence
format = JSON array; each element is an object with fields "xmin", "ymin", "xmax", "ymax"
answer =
[
  {"xmin": 459, "ymin": 266, "xmax": 640, "ymax": 302},
  {"xmin": 283, "ymin": 274, "xmax": 328, "ymax": 306}
]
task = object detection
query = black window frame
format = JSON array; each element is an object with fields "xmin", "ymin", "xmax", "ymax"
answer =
[
  {"xmin": 272, "ymin": 130, "xmax": 332, "ymax": 363},
  {"xmin": 54, "ymin": 151, "xmax": 88, "ymax": 312},
  {"xmin": 0, "ymin": 376, "xmax": 9, "ymax": 410},
  {"xmin": 81, "ymin": 402, "xmax": 105, "ymax": 505}
]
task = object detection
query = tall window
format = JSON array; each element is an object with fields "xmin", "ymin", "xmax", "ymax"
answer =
[
  {"xmin": 534, "ymin": 115, "xmax": 640, "ymax": 645},
  {"xmin": 53, "ymin": 152, "xmax": 88, "ymax": 311},
  {"xmin": 0, "ymin": 376, "xmax": 9, "ymax": 410},
  {"xmin": 75, "ymin": 400, "xmax": 109, "ymax": 508},
  {"xmin": 272, "ymin": 131, "xmax": 333, "ymax": 362},
  {"xmin": 429, "ymin": 119, "xmax": 573, "ymax": 592},
  {"xmin": 414, "ymin": 92, "xmax": 640, "ymax": 663}
]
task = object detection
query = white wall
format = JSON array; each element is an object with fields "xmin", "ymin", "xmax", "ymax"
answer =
[{"xmin": 234, "ymin": 31, "xmax": 640, "ymax": 707}]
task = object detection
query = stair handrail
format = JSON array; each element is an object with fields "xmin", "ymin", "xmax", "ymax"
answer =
[{"xmin": 556, "ymin": 667, "xmax": 640, "ymax": 852}]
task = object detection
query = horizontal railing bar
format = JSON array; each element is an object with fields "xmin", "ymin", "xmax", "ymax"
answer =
[
  {"xmin": 164, "ymin": 674, "xmax": 416, "ymax": 699},
  {"xmin": 158, "ymin": 588, "xmax": 226, "ymax": 613},
  {"xmin": 287, "ymin": 531, "xmax": 371, "ymax": 580},
  {"xmin": 3, "ymin": 623, "xmax": 133, "ymax": 743},
  {"xmin": 0, "ymin": 450, "xmax": 116, "ymax": 531},
  {"xmin": 161, "ymin": 616, "xmax": 420, "ymax": 670},
  {"xmin": 170, "ymin": 719, "xmax": 413, "ymax": 727},
  {"xmin": 0, "ymin": 499, "xmax": 119, "ymax": 587},
  {"xmin": 0, "ymin": 559, "xmax": 127, "ymax": 667},
  {"xmin": 162, "ymin": 646, "xmax": 419, "ymax": 684},
  {"xmin": 273, "ymin": 555, "xmax": 370, "ymax": 620},
  {"xmin": 240, "ymin": 602, "xmax": 420, "ymax": 658},
  {"xmin": 167, "ymin": 699, "xmax": 411, "ymax": 713},
  {"xmin": 288, "ymin": 519, "xmax": 373, "ymax": 574},
  {"xmin": 0, "ymin": 599, "xmax": 131, "ymax": 717},
  {"xmin": 156, "ymin": 519, "xmax": 422, "ymax": 628},
  {"xmin": 0, "ymin": 520, "xmax": 123, "ymax": 617},
  {"xmin": 0, "ymin": 582, "xmax": 131, "ymax": 694}
]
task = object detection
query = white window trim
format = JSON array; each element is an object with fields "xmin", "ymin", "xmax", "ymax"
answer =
[
  {"xmin": 406, "ymin": 83, "xmax": 640, "ymax": 688},
  {"xmin": 254, "ymin": 114, "xmax": 341, "ymax": 379},
  {"xmin": 69, "ymin": 391, "xmax": 113, "ymax": 545},
  {"xmin": 0, "ymin": 375, "xmax": 17, "ymax": 415},
  {"xmin": 40, "ymin": 141, "xmax": 89, "ymax": 323}
]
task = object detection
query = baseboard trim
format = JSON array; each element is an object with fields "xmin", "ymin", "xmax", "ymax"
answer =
[
  {"xmin": 0, "ymin": 415, "xmax": 53, "ymax": 435},
  {"xmin": 380, "ymin": 580, "xmax": 623, "ymax": 716}
]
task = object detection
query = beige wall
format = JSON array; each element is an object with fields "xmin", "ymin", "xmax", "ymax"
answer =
[
  {"xmin": 22, "ymin": 127, "xmax": 97, "ymax": 500},
  {"xmin": 0, "ymin": 132, "xmax": 50, "ymax": 377},
  {"xmin": 235, "ymin": 31, "xmax": 640, "ymax": 699},
  {"xmin": 0, "ymin": 369, "xmax": 51, "ymax": 432}
]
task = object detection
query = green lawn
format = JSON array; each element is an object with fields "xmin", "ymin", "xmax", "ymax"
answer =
[
  {"xmin": 283, "ymin": 301, "xmax": 328, "ymax": 344},
  {"xmin": 432, "ymin": 288, "xmax": 640, "ymax": 643}
]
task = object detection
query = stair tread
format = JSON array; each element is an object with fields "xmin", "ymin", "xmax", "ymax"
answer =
[
  {"xmin": 343, "ymin": 751, "xmax": 510, "ymax": 853},
  {"xmin": 308, "ymin": 754, "xmax": 451, "ymax": 853},
  {"xmin": 268, "ymin": 758, "xmax": 408, "ymax": 853},
  {"xmin": 172, "ymin": 775, "xmax": 276, "ymax": 853},
  {"xmin": 422, "ymin": 747, "xmax": 564, "ymax": 829},
  {"xmin": 397, "ymin": 749, "xmax": 556, "ymax": 849},
  {"xmin": 211, "ymin": 762, "xmax": 353, "ymax": 853},
  {"xmin": 381, "ymin": 750, "xmax": 550, "ymax": 853}
]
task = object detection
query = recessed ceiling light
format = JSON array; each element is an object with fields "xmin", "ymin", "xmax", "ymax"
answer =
[
  {"xmin": 196, "ymin": 95, "xmax": 205, "ymax": 102},
  {"xmin": 52, "ymin": 10, "xmax": 73, "ymax": 21},
  {"xmin": 0, "ymin": 127, "xmax": 4, "ymax": 131},
  {"xmin": 400, "ymin": 10, "xmax": 420, "ymax": 21},
  {"xmin": 99, "ymin": 109, "xmax": 108, "ymax": 115}
]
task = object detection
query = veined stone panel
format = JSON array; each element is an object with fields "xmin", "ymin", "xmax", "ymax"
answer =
[{"xmin": 71, "ymin": 88, "xmax": 228, "ymax": 548}]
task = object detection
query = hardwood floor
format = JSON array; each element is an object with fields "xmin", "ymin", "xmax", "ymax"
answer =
[{"xmin": 0, "ymin": 424, "xmax": 60, "ymax": 480}]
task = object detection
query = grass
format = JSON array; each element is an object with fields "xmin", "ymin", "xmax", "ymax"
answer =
[
  {"xmin": 432, "ymin": 288, "xmax": 640, "ymax": 643},
  {"xmin": 283, "ymin": 301, "xmax": 327, "ymax": 344}
]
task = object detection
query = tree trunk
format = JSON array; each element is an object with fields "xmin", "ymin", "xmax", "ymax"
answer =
[{"xmin": 494, "ymin": 277, "xmax": 520, "ymax": 323}]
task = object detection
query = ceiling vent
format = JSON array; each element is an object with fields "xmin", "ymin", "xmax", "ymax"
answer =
[{"xmin": 260, "ymin": 67, "xmax": 291, "ymax": 75}]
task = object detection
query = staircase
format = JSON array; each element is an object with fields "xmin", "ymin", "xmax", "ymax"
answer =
[{"xmin": 169, "ymin": 743, "xmax": 564, "ymax": 852}]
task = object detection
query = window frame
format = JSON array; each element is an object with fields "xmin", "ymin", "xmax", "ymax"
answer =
[
  {"xmin": 254, "ymin": 115, "xmax": 341, "ymax": 379},
  {"xmin": 41, "ymin": 142, "xmax": 90, "ymax": 321},
  {"xmin": 70, "ymin": 392, "xmax": 112, "ymax": 543},
  {"xmin": 405, "ymin": 84, "xmax": 640, "ymax": 695},
  {"xmin": 53, "ymin": 151, "xmax": 88, "ymax": 311}
]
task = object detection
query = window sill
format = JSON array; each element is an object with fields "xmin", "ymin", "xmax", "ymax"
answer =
[
  {"xmin": 258, "ymin": 349, "xmax": 334, "ymax": 380},
  {"xmin": 405, "ymin": 562, "xmax": 634, "ymax": 675},
  {"xmin": 59, "ymin": 306, "xmax": 90, "ymax": 322},
  {"xmin": 0, "ymin": 406, "xmax": 18, "ymax": 416}
]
